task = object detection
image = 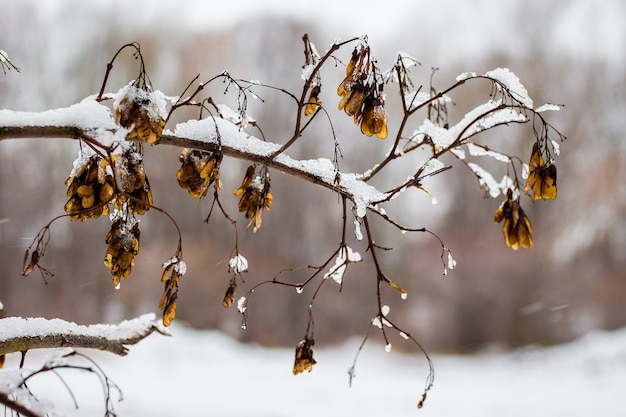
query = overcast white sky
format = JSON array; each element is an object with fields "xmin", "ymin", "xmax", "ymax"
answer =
[{"xmin": 32, "ymin": 0, "xmax": 625, "ymax": 65}]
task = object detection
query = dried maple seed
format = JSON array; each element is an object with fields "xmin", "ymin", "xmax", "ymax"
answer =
[
  {"xmin": 107, "ymin": 148, "xmax": 153, "ymax": 214},
  {"xmin": 64, "ymin": 154, "xmax": 113, "ymax": 221},
  {"xmin": 345, "ymin": 48, "xmax": 359, "ymax": 77},
  {"xmin": 114, "ymin": 86, "xmax": 166, "ymax": 144},
  {"xmin": 293, "ymin": 337, "xmax": 316, "ymax": 375},
  {"xmin": 524, "ymin": 142, "xmax": 557, "ymax": 200},
  {"xmin": 360, "ymin": 97, "xmax": 388, "ymax": 139},
  {"xmin": 494, "ymin": 189, "xmax": 533, "ymax": 250},
  {"xmin": 336, "ymin": 42, "xmax": 388, "ymax": 139},
  {"xmin": 176, "ymin": 148, "xmax": 223, "ymax": 200},
  {"xmin": 304, "ymin": 85, "xmax": 322, "ymax": 116},
  {"xmin": 104, "ymin": 219, "xmax": 140, "ymax": 287},
  {"xmin": 159, "ymin": 257, "xmax": 184, "ymax": 326},
  {"xmin": 233, "ymin": 166, "xmax": 273, "ymax": 233},
  {"xmin": 222, "ymin": 281, "xmax": 237, "ymax": 308},
  {"xmin": 339, "ymin": 85, "xmax": 367, "ymax": 118}
]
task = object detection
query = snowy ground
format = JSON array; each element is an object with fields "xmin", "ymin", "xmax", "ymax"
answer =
[{"xmin": 5, "ymin": 322, "xmax": 626, "ymax": 417}]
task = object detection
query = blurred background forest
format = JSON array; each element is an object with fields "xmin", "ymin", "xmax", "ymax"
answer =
[{"xmin": 1, "ymin": 0, "xmax": 624, "ymax": 353}]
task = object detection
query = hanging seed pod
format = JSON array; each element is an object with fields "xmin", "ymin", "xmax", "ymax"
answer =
[
  {"xmin": 176, "ymin": 148, "xmax": 223, "ymax": 200},
  {"xmin": 115, "ymin": 85, "xmax": 166, "ymax": 144}
]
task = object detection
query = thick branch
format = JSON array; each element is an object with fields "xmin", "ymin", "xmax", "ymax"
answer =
[
  {"xmin": 0, "ymin": 392, "xmax": 42, "ymax": 417},
  {"xmin": 0, "ymin": 125, "xmax": 86, "ymax": 141},
  {"xmin": 0, "ymin": 109, "xmax": 387, "ymax": 216},
  {"xmin": 0, "ymin": 314, "xmax": 165, "ymax": 356}
]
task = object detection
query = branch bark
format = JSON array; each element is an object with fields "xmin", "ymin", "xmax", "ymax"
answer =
[
  {"xmin": 0, "ymin": 115, "xmax": 387, "ymax": 216},
  {"xmin": 0, "ymin": 125, "xmax": 87, "ymax": 141},
  {"xmin": 0, "ymin": 124, "xmax": 336, "ymax": 192},
  {"xmin": 0, "ymin": 392, "xmax": 42, "ymax": 417}
]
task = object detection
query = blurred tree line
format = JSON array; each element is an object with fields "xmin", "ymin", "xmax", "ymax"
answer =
[{"xmin": 1, "ymin": 0, "xmax": 624, "ymax": 352}]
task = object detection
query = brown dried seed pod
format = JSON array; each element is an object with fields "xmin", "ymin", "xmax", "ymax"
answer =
[
  {"xmin": 115, "ymin": 88, "xmax": 166, "ymax": 144},
  {"xmin": 360, "ymin": 99, "xmax": 388, "ymax": 139}
]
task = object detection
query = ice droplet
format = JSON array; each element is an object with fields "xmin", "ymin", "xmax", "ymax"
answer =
[
  {"xmin": 296, "ymin": 285, "xmax": 304, "ymax": 294},
  {"xmin": 381, "ymin": 305, "xmax": 390, "ymax": 315},
  {"xmin": 115, "ymin": 283, "xmax": 121, "ymax": 290},
  {"xmin": 237, "ymin": 296, "xmax": 247, "ymax": 313},
  {"xmin": 400, "ymin": 332, "xmax": 409, "ymax": 340},
  {"xmin": 401, "ymin": 292, "xmax": 408, "ymax": 300},
  {"xmin": 385, "ymin": 343, "xmax": 392, "ymax": 353},
  {"xmin": 175, "ymin": 260, "xmax": 187, "ymax": 276},
  {"xmin": 447, "ymin": 251, "xmax": 457, "ymax": 270},
  {"xmin": 354, "ymin": 219, "xmax": 363, "ymax": 241},
  {"xmin": 241, "ymin": 323, "xmax": 247, "ymax": 330},
  {"xmin": 229, "ymin": 254, "xmax": 248, "ymax": 274}
]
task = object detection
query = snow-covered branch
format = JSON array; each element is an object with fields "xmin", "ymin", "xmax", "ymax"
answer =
[
  {"xmin": 0, "ymin": 101, "xmax": 386, "ymax": 217},
  {"xmin": 0, "ymin": 35, "xmax": 566, "ymax": 414},
  {"xmin": 0, "ymin": 313, "xmax": 165, "ymax": 356},
  {"xmin": 0, "ymin": 393, "xmax": 41, "ymax": 417}
]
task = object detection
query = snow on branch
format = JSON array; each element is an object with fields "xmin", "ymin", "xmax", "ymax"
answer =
[
  {"xmin": 0, "ymin": 313, "xmax": 165, "ymax": 356},
  {"xmin": 0, "ymin": 99, "xmax": 387, "ymax": 218},
  {"xmin": 484, "ymin": 68, "xmax": 533, "ymax": 108}
]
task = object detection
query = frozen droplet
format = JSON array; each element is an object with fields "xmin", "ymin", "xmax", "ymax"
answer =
[
  {"xmin": 381, "ymin": 305, "xmax": 390, "ymax": 315},
  {"xmin": 521, "ymin": 163, "xmax": 530, "ymax": 179},
  {"xmin": 401, "ymin": 292, "xmax": 408, "ymax": 300},
  {"xmin": 354, "ymin": 219, "xmax": 363, "ymax": 241},
  {"xmin": 400, "ymin": 332, "xmax": 409, "ymax": 340},
  {"xmin": 175, "ymin": 260, "xmax": 187, "ymax": 276},
  {"xmin": 229, "ymin": 254, "xmax": 248, "ymax": 274},
  {"xmin": 431, "ymin": 196, "xmax": 438, "ymax": 205},
  {"xmin": 385, "ymin": 343, "xmax": 392, "ymax": 353},
  {"xmin": 241, "ymin": 323, "xmax": 247, "ymax": 330},
  {"xmin": 447, "ymin": 252, "xmax": 457, "ymax": 270},
  {"xmin": 401, "ymin": 230, "xmax": 407, "ymax": 235},
  {"xmin": 115, "ymin": 283, "xmax": 121, "ymax": 290},
  {"xmin": 296, "ymin": 285, "xmax": 304, "ymax": 294},
  {"xmin": 443, "ymin": 268, "xmax": 448, "ymax": 276},
  {"xmin": 347, "ymin": 366, "xmax": 356, "ymax": 387},
  {"xmin": 237, "ymin": 296, "xmax": 247, "ymax": 313}
]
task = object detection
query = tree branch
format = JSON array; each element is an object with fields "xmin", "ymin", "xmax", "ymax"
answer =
[
  {"xmin": 0, "ymin": 313, "xmax": 166, "ymax": 356},
  {"xmin": 0, "ymin": 392, "xmax": 43, "ymax": 417},
  {"xmin": 0, "ymin": 125, "xmax": 87, "ymax": 141},
  {"xmin": 0, "ymin": 106, "xmax": 387, "ymax": 217}
]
